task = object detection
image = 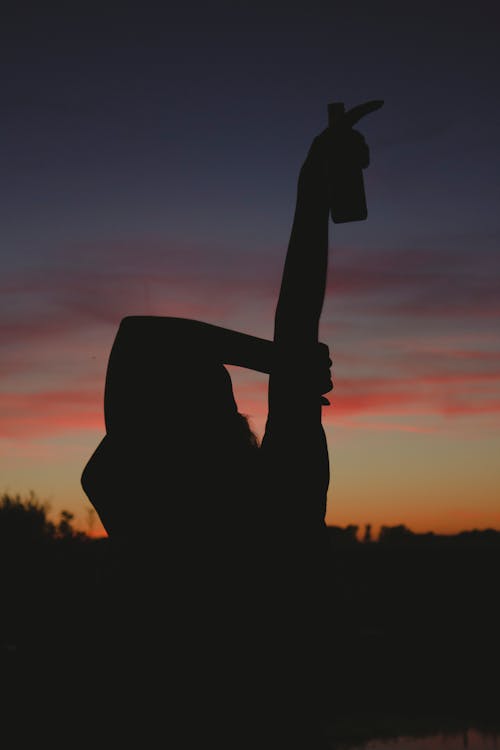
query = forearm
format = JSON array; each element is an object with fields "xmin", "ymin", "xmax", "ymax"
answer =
[
  {"xmin": 116, "ymin": 315, "xmax": 274, "ymax": 373},
  {"xmin": 274, "ymin": 164, "xmax": 330, "ymax": 347},
  {"xmin": 205, "ymin": 322, "xmax": 274, "ymax": 373}
]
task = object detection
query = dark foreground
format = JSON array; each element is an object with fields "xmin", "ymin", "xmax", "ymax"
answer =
[{"xmin": 2, "ymin": 515, "xmax": 499, "ymax": 745}]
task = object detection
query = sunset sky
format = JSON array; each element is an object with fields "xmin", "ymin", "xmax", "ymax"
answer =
[{"xmin": 1, "ymin": 2, "xmax": 499, "ymax": 537}]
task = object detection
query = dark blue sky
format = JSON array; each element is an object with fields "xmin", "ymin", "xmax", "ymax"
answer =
[
  {"xmin": 3, "ymin": 2, "xmax": 499, "ymax": 266},
  {"xmin": 2, "ymin": 2, "xmax": 499, "ymax": 534}
]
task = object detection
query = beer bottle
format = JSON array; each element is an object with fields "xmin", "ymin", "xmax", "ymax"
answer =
[{"xmin": 327, "ymin": 101, "xmax": 368, "ymax": 223}]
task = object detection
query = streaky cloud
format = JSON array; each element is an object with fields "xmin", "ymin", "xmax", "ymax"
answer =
[
  {"xmin": 327, "ymin": 244, "xmax": 500, "ymax": 318},
  {"xmin": 0, "ymin": 388, "xmax": 103, "ymax": 438}
]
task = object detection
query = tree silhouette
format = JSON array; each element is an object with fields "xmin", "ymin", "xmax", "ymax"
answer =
[{"xmin": 0, "ymin": 492, "xmax": 86, "ymax": 544}]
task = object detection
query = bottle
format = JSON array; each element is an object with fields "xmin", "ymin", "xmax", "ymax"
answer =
[{"xmin": 327, "ymin": 101, "xmax": 368, "ymax": 223}]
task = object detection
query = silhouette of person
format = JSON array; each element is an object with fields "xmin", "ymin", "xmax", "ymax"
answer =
[{"xmin": 81, "ymin": 101, "xmax": 381, "ymax": 748}]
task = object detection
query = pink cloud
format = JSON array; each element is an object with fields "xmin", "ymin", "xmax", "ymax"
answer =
[
  {"xmin": 3, "ymin": 238, "xmax": 499, "ymax": 377},
  {"xmin": 323, "ymin": 370, "xmax": 500, "ymax": 423},
  {"xmin": 2, "ymin": 236, "xmax": 499, "ymax": 442},
  {"xmin": 327, "ymin": 245, "xmax": 500, "ymax": 317},
  {"xmin": 3, "ymin": 361, "xmax": 500, "ymax": 442},
  {"xmin": 0, "ymin": 389, "xmax": 104, "ymax": 438},
  {"xmin": 0, "ymin": 264, "xmax": 275, "ymax": 352}
]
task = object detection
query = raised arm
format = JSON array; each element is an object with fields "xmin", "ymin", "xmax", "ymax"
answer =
[
  {"xmin": 113, "ymin": 316, "xmax": 274, "ymax": 373},
  {"xmin": 262, "ymin": 102, "xmax": 383, "ymax": 525},
  {"xmin": 260, "ymin": 134, "xmax": 334, "ymax": 531},
  {"xmin": 274, "ymin": 99, "xmax": 383, "ymax": 349},
  {"xmin": 273, "ymin": 142, "xmax": 330, "ymax": 348}
]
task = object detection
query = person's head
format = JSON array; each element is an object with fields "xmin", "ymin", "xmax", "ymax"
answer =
[
  {"xmin": 104, "ymin": 316, "xmax": 259, "ymax": 458},
  {"xmin": 88, "ymin": 317, "xmax": 262, "ymax": 540}
]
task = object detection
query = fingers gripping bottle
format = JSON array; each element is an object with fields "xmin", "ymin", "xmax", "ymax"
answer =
[{"xmin": 327, "ymin": 101, "xmax": 368, "ymax": 223}]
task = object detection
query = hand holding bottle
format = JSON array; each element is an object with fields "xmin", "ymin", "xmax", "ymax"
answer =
[{"xmin": 300, "ymin": 99, "xmax": 384, "ymax": 222}]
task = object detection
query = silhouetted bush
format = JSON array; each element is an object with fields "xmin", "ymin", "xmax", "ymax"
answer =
[{"xmin": 0, "ymin": 491, "xmax": 87, "ymax": 545}]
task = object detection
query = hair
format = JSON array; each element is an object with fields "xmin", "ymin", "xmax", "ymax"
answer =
[{"xmin": 235, "ymin": 412, "xmax": 260, "ymax": 450}]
